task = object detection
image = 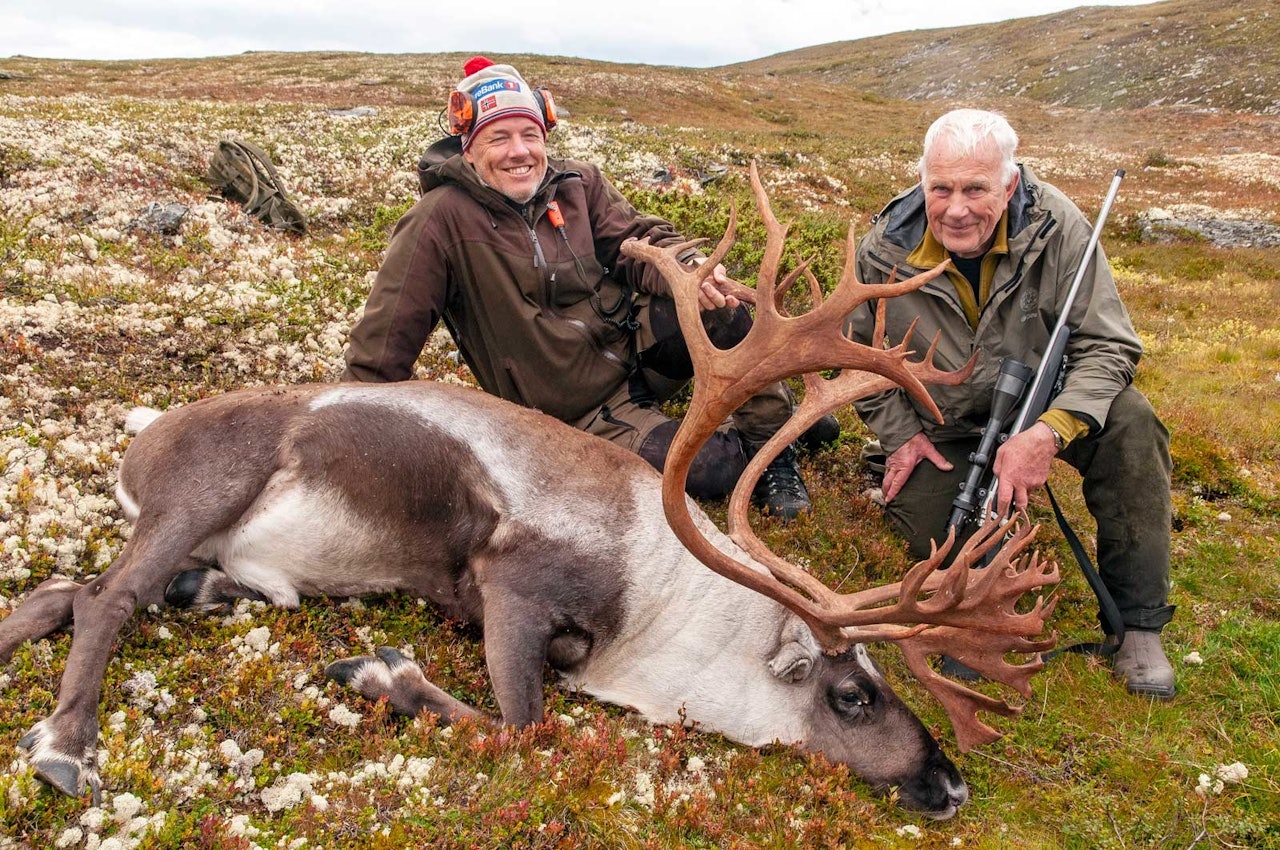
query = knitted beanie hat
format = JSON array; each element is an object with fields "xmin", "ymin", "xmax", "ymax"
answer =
[{"xmin": 454, "ymin": 56, "xmax": 546, "ymax": 150}]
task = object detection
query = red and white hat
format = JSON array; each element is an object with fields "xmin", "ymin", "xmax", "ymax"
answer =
[{"xmin": 454, "ymin": 56, "xmax": 546, "ymax": 150}]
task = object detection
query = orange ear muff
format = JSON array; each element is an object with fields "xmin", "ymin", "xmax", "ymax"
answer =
[
  {"xmin": 448, "ymin": 90, "xmax": 474, "ymax": 136},
  {"xmin": 536, "ymin": 87, "xmax": 558, "ymax": 131}
]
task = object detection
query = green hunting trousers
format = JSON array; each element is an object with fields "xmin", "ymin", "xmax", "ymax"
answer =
[{"xmin": 884, "ymin": 385, "xmax": 1176, "ymax": 633}]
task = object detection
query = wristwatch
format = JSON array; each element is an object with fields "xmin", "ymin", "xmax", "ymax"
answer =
[{"xmin": 1045, "ymin": 423, "xmax": 1066, "ymax": 452}]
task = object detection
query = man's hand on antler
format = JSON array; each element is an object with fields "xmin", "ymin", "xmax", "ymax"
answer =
[
  {"xmin": 991, "ymin": 422, "xmax": 1058, "ymax": 515},
  {"xmin": 883, "ymin": 432, "xmax": 954, "ymax": 503},
  {"xmin": 690, "ymin": 257, "xmax": 757, "ymax": 311}
]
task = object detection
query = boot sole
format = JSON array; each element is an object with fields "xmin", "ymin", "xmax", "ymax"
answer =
[{"xmin": 1123, "ymin": 680, "xmax": 1175, "ymax": 700}]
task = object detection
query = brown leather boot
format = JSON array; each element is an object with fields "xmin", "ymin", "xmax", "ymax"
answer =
[{"xmin": 1111, "ymin": 630, "xmax": 1175, "ymax": 699}]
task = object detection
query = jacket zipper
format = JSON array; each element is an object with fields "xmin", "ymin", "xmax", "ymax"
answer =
[{"xmin": 980, "ymin": 213, "xmax": 1059, "ymax": 325}]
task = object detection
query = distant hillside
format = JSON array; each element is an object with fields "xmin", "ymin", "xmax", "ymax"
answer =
[{"xmin": 729, "ymin": 0, "xmax": 1279, "ymax": 114}]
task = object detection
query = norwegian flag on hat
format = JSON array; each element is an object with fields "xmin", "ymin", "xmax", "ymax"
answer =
[{"xmin": 453, "ymin": 56, "xmax": 546, "ymax": 150}]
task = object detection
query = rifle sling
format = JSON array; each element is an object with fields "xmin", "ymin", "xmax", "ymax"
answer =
[{"xmin": 1042, "ymin": 483, "xmax": 1126, "ymax": 658}]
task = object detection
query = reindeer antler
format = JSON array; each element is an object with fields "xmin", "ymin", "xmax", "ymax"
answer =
[{"xmin": 619, "ymin": 161, "xmax": 1059, "ymax": 752}]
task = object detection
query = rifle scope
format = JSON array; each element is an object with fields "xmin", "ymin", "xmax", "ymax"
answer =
[{"xmin": 946, "ymin": 357, "xmax": 1034, "ymax": 533}]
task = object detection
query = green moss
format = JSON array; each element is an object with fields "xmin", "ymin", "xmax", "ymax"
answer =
[{"xmin": 1170, "ymin": 429, "xmax": 1252, "ymax": 502}]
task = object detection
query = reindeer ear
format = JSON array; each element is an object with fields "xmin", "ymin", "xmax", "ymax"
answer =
[
  {"xmin": 768, "ymin": 616, "xmax": 821, "ymax": 683},
  {"xmin": 768, "ymin": 640, "xmax": 817, "ymax": 682}
]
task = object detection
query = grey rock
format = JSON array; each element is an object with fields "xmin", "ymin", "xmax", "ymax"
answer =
[
  {"xmin": 132, "ymin": 201, "xmax": 189, "ymax": 235},
  {"xmin": 1138, "ymin": 210, "xmax": 1280, "ymax": 248},
  {"xmin": 327, "ymin": 106, "xmax": 379, "ymax": 118}
]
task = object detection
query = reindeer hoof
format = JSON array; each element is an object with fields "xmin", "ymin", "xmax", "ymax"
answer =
[
  {"xmin": 32, "ymin": 758, "xmax": 86, "ymax": 798},
  {"xmin": 325, "ymin": 647, "xmax": 414, "ymax": 689},
  {"xmin": 164, "ymin": 568, "xmax": 211, "ymax": 608},
  {"xmin": 324, "ymin": 656, "xmax": 376, "ymax": 686},
  {"xmin": 18, "ymin": 726, "xmax": 101, "ymax": 802},
  {"xmin": 327, "ymin": 648, "xmax": 482, "ymax": 723},
  {"xmin": 326, "ymin": 648, "xmax": 435, "ymax": 718},
  {"xmin": 374, "ymin": 646, "xmax": 414, "ymax": 670}
]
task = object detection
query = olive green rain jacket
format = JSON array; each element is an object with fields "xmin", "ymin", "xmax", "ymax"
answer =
[{"xmin": 846, "ymin": 164, "xmax": 1142, "ymax": 453}]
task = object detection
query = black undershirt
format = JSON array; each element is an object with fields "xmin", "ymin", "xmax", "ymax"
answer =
[{"xmin": 949, "ymin": 253, "xmax": 983, "ymax": 301}]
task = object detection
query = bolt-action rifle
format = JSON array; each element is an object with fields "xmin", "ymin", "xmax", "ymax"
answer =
[{"xmin": 943, "ymin": 169, "xmax": 1128, "ymax": 652}]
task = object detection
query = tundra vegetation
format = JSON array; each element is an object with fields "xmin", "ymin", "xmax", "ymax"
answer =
[{"xmin": 1, "ymin": 0, "xmax": 1278, "ymax": 846}]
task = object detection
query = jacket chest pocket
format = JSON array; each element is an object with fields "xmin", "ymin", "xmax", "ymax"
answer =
[{"xmin": 544, "ymin": 255, "xmax": 606, "ymax": 307}]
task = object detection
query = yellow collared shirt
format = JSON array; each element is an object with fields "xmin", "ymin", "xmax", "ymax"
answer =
[{"xmin": 905, "ymin": 212, "xmax": 1010, "ymax": 330}]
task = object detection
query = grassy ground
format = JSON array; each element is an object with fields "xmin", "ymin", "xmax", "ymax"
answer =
[{"xmin": 0, "ymin": 47, "xmax": 1277, "ymax": 849}]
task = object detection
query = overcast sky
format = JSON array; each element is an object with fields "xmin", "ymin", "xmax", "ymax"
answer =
[{"xmin": 3, "ymin": 0, "xmax": 1159, "ymax": 68}]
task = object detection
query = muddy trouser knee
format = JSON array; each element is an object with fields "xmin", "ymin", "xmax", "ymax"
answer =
[
  {"xmin": 885, "ymin": 385, "xmax": 1175, "ymax": 632},
  {"xmin": 635, "ymin": 297, "xmax": 793, "ymax": 446},
  {"xmin": 1059, "ymin": 385, "xmax": 1175, "ymax": 632}
]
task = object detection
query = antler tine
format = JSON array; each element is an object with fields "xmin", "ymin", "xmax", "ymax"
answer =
[
  {"xmin": 897, "ymin": 640, "xmax": 1027, "ymax": 752},
  {"xmin": 886, "ymin": 518, "xmax": 1059, "ymax": 634},
  {"xmin": 720, "ymin": 240, "xmax": 973, "ymax": 624},
  {"xmin": 773, "ymin": 258, "xmax": 818, "ymax": 316},
  {"xmin": 868, "ymin": 294, "xmax": 894, "ymax": 349},
  {"xmin": 622, "ymin": 163, "xmax": 952, "ymax": 425},
  {"xmin": 872, "ymin": 519, "xmax": 1059, "ymax": 751},
  {"xmin": 749, "ymin": 160, "xmax": 790, "ymax": 313},
  {"xmin": 622, "ymin": 197, "xmax": 740, "ymax": 322},
  {"xmin": 724, "ymin": 319, "xmax": 975, "ymax": 581},
  {"xmin": 820, "ymin": 223, "xmax": 951, "ymax": 321},
  {"xmin": 896, "ymin": 617, "xmax": 1059, "ymax": 752},
  {"xmin": 800, "ymin": 265, "xmax": 826, "ymax": 308}
]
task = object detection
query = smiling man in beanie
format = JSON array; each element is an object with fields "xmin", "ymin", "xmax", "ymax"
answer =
[{"xmin": 342, "ymin": 57, "xmax": 834, "ymax": 518}]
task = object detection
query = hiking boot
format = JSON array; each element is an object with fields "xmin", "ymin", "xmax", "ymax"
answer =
[
  {"xmin": 1111, "ymin": 630, "xmax": 1175, "ymax": 699},
  {"xmin": 798, "ymin": 414, "xmax": 841, "ymax": 452},
  {"xmin": 939, "ymin": 654, "xmax": 983, "ymax": 682},
  {"xmin": 751, "ymin": 445, "xmax": 812, "ymax": 521},
  {"xmin": 859, "ymin": 438, "xmax": 887, "ymax": 477}
]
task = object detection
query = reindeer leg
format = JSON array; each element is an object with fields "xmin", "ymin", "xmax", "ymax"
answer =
[
  {"xmin": 326, "ymin": 647, "xmax": 485, "ymax": 724},
  {"xmin": 0, "ymin": 559, "xmax": 245, "ymax": 662},
  {"xmin": 16, "ymin": 522, "xmax": 204, "ymax": 802},
  {"xmin": 478, "ymin": 595, "xmax": 555, "ymax": 728},
  {"xmin": 0, "ymin": 577, "xmax": 83, "ymax": 664}
]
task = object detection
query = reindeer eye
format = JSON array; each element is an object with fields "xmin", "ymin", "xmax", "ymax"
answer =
[{"xmin": 828, "ymin": 678, "xmax": 877, "ymax": 720}]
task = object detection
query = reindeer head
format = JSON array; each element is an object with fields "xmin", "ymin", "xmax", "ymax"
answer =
[{"xmin": 620, "ymin": 162, "xmax": 1059, "ymax": 754}]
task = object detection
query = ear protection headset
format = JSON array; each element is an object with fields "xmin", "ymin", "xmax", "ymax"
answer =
[{"xmin": 447, "ymin": 85, "xmax": 559, "ymax": 137}]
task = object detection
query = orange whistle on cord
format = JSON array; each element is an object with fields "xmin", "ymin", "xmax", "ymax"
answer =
[{"xmin": 547, "ymin": 201, "xmax": 565, "ymax": 229}]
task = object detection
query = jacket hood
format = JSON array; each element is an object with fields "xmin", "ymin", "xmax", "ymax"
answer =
[{"xmin": 417, "ymin": 136, "xmax": 490, "ymax": 197}]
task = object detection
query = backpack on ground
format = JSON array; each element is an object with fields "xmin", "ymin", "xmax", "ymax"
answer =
[{"xmin": 206, "ymin": 139, "xmax": 307, "ymax": 234}]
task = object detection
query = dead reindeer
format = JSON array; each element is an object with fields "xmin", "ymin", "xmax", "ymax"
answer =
[{"xmin": 0, "ymin": 163, "xmax": 1057, "ymax": 819}]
